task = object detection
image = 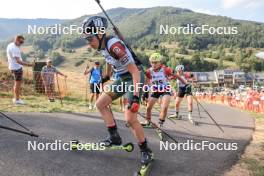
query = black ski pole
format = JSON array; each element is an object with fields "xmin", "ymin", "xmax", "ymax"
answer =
[
  {"xmin": 0, "ymin": 112, "xmax": 39, "ymax": 137},
  {"xmin": 0, "ymin": 111, "xmax": 31, "ymax": 132},
  {"xmin": 193, "ymin": 96, "xmax": 224, "ymax": 133},
  {"xmin": 137, "ymin": 112, "xmax": 178, "ymax": 143},
  {"xmin": 0, "ymin": 125, "xmax": 39, "ymax": 137}
]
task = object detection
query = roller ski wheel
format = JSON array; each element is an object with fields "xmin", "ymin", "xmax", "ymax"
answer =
[
  {"xmin": 123, "ymin": 142, "xmax": 134, "ymax": 152},
  {"xmin": 71, "ymin": 139, "xmax": 79, "ymax": 150},
  {"xmin": 103, "ymin": 142, "xmax": 135, "ymax": 152}
]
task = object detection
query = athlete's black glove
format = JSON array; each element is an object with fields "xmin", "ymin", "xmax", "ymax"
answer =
[
  {"xmin": 101, "ymin": 76, "xmax": 110, "ymax": 83},
  {"xmin": 128, "ymin": 95, "xmax": 140, "ymax": 113}
]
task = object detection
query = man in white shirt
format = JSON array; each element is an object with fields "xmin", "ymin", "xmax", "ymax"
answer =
[{"xmin": 6, "ymin": 35, "xmax": 34, "ymax": 104}]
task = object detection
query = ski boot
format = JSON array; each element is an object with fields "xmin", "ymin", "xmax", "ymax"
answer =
[
  {"xmin": 100, "ymin": 128, "xmax": 122, "ymax": 147},
  {"xmin": 135, "ymin": 141, "xmax": 154, "ymax": 176},
  {"xmin": 158, "ymin": 119, "xmax": 165, "ymax": 128}
]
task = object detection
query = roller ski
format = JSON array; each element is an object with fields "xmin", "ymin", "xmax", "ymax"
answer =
[
  {"xmin": 140, "ymin": 121, "xmax": 154, "ymax": 129},
  {"xmin": 188, "ymin": 113, "xmax": 198, "ymax": 126},
  {"xmin": 134, "ymin": 142, "xmax": 154, "ymax": 176},
  {"xmin": 168, "ymin": 113, "xmax": 182, "ymax": 124},
  {"xmin": 155, "ymin": 120, "xmax": 165, "ymax": 141},
  {"xmin": 126, "ymin": 121, "xmax": 154, "ymax": 129},
  {"xmin": 71, "ymin": 129, "xmax": 134, "ymax": 152},
  {"xmin": 155, "ymin": 128, "xmax": 163, "ymax": 141},
  {"xmin": 71, "ymin": 140, "xmax": 134, "ymax": 152},
  {"xmin": 168, "ymin": 113, "xmax": 182, "ymax": 120}
]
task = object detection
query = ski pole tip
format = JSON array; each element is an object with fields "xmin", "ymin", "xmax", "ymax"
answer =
[{"xmin": 30, "ymin": 132, "xmax": 39, "ymax": 137}]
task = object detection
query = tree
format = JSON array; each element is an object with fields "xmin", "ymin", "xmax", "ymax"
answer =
[
  {"xmin": 33, "ymin": 39, "xmax": 52, "ymax": 52},
  {"xmin": 178, "ymin": 46, "xmax": 188, "ymax": 55},
  {"xmin": 218, "ymin": 58, "xmax": 224, "ymax": 69}
]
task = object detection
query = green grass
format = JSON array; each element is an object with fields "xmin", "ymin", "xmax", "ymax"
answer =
[
  {"xmin": 0, "ymin": 95, "xmax": 95, "ymax": 113},
  {"xmin": 242, "ymin": 158, "xmax": 264, "ymax": 176},
  {"xmin": 250, "ymin": 112, "xmax": 264, "ymax": 122}
]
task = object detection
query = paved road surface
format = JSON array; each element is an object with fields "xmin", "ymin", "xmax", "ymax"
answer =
[{"xmin": 0, "ymin": 103, "xmax": 254, "ymax": 176}]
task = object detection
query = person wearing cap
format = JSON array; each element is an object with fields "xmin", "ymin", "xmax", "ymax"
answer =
[
  {"xmin": 84, "ymin": 61, "xmax": 103, "ymax": 109},
  {"xmin": 142, "ymin": 52, "xmax": 187, "ymax": 129},
  {"xmin": 41, "ymin": 59, "xmax": 67, "ymax": 102},
  {"xmin": 168, "ymin": 65, "xmax": 195, "ymax": 125},
  {"xmin": 6, "ymin": 35, "xmax": 35, "ymax": 105}
]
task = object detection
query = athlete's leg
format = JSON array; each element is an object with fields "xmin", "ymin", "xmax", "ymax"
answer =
[
  {"xmin": 187, "ymin": 95, "xmax": 193, "ymax": 112},
  {"xmin": 175, "ymin": 96, "xmax": 183, "ymax": 116},
  {"xmin": 168, "ymin": 96, "xmax": 183, "ymax": 119},
  {"xmin": 125, "ymin": 109, "xmax": 145, "ymax": 142},
  {"xmin": 95, "ymin": 93, "xmax": 115, "ymax": 126},
  {"xmin": 95, "ymin": 92, "xmax": 122, "ymax": 145},
  {"xmin": 126, "ymin": 70, "xmax": 153, "ymax": 160},
  {"xmin": 146, "ymin": 97, "xmax": 158, "ymax": 121},
  {"xmin": 160, "ymin": 94, "xmax": 171, "ymax": 121},
  {"xmin": 187, "ymin": 95, "xmax": 194, "ymax": 123}
]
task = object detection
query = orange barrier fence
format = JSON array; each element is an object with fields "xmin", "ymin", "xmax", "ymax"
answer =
[{"xmin": 194, "ymin": 93, "xmax": 264, "ymax": 114}]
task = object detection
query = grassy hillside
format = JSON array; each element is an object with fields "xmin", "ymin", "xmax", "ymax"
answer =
[
  {"xmin": 0, "ymin": 7, "xmax": 264, "ymax": 72},
  {"xmin": 61, "ymin": 7, "xmax": 264, "ymax": 49}
]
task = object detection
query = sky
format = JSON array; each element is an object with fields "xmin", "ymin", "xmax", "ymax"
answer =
[{"xmin": 0, "ymin": 0, "xmax": 263, "ymax": 22}]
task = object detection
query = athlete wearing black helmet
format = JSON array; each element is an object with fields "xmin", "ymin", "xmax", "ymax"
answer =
[{"xmin": 82, "ymin": 16, "xmax": 153, "ymax": 166}]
